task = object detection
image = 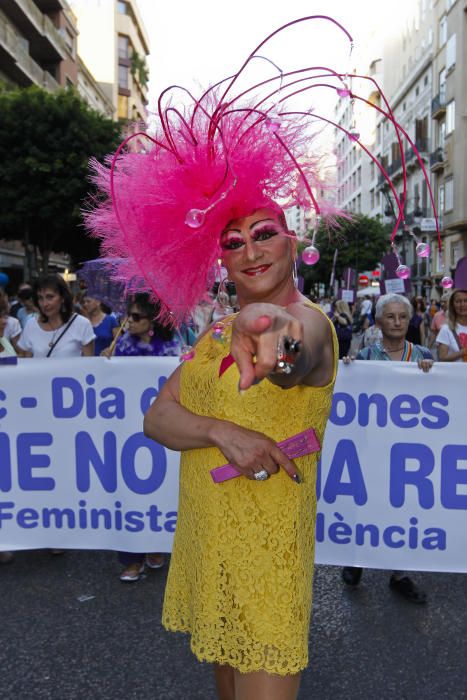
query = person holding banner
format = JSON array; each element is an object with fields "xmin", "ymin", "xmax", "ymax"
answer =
[
  {"xmin": 17, "ymin": 275, "xmax": 95, "ymax": 359},
  {"xmin": 342, "ymin": 293, "xmax": 433, "ymax": 603},
  {"xmin": 436, "ymin": 289, "xmax": 467, "ymax": 362},
  {"xmin": 102, "ymin": 293, "xmax": 181, "ymax": 582}
]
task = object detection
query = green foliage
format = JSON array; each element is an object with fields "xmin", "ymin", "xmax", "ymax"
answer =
[
  {"xmin": 298, "ymin": 214, "xmax": 390, "ymax": 293},
  {"xmin": 130, "ymin": 51, "xmax": 149, "ymax": 88},
  {"xmin": 0, "ymin": 86, "xmax": 121, "ymax": 272}
]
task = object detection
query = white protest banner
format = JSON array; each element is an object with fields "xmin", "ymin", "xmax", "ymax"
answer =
[{"xmin": 0, "ymin": 359, "xmax": 466, "ymax": 572}]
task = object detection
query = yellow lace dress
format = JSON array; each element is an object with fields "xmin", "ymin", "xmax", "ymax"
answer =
[{"xmin": 162, "ymin": 304, "xmax": 338, "ymax": 675}]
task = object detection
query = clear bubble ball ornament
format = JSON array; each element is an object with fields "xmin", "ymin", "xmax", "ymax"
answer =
[
  {"xmin": 336, "ymin": 87, "xmax": 351, "ymax": 98},
  {"xmin": 211, "ymin": 322, "xmax": 225, "ymax": 342},
  {"xmin": 302, "ymin": 245, "xmax": 320, "ymax": 266},
  {"xmin": 396, "ymin": 264, "xmax": 411, "ymax": 280},
  {"xmin": 266, "ymin": 117, "xmax": 281, "ymax": 133},
  {"xmin": 185, "ymin": 209, "xmax": 205, "ymax": 228},
  {"xmin": 179, "ymin": 345, "xmax": 195, "ymax": 362},
  {"xmin": 441, "ymin": 276, "xmax": 454, "ymax": 289},
  {"xmin": 415, "ymin": 242, "xmax": 430, "ymax": 258}
]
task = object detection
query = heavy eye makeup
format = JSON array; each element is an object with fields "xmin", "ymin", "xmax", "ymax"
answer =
[
  {"xmin": 251, "ymin": 226, "xmax": 280, "ymax": 242},
  {"xmin": 220, "ymin": 227, "xmax": 280, "ymax": 250}
]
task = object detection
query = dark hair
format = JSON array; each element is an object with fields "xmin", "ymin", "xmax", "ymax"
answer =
[
  {"xmin": 18, "ymin": 287, "xmax": 33, "ymax": 301},
  {"xmin": 411, "ymin": 296, "xmax": 426, "ymax": 313},
  {"xmin": 128, "ymin": 293, "xmax": 174, "ymax": 341},
  {"xmin": 0, "ymin": 298, "xmax": 8, "ymax": 316},
  {"xmin": 33, "ymin": 274, "xmax": 74, "ymax": 323}
]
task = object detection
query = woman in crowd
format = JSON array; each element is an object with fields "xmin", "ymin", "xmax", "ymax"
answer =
[
  {"xmin": 331, "ymin": 299, "xmax": 353, "ymax": 358},
  {"xmin": 0, "ymin": 296, "xmax": 20, "ymax": 355},
  {"xmin": 102, "ymin": 292, "xmax": 181, "ymax": 581},
  {"xmin": 17, "ymin": 274, "xmax": 95, "ymax": 358},
  {"xmin": 437, "ymin": 288, "xmax": 467, "ymax": 362},
  {"xmin": 406, "ymin": 296, "xmax": 426, "ymax": 346},
  {"xmin": 81, "ymin": 294, "xmax": 119, "ymax": 356}
]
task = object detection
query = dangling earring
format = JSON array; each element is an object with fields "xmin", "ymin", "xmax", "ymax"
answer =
[
  {"xmin": 216, "ymin": 277, "xmax": 233, "ymax": 310},
  {"xmin": 292, "ymin": 259, "xmax": 299, "ymax": 288}
]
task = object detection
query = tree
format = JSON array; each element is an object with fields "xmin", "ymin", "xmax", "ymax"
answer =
[
  {"xmin": 298, "ymin": 214, "xmax": 390, "ymax": 295},
  {"xmin": 0, "ymin": 86, "xmax": 121, "ymax": 277}
]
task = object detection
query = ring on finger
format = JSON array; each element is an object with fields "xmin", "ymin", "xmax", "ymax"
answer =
[
  {"xmin": 274, "ymin": 335, "xmax": 302, "ymax": 375},
  {"xmin": 253, "ymin": 469, "xmax": 269, "ymax": 481}
]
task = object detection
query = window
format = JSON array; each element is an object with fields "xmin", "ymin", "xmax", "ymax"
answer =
[
  {"xmin": 446, "ymin": 34, "xmax": 456, "ymax": 72},
  {"xmin": 451, "ymin": 242, "xmax": 461, "ymax": 267},
  {"xmin": 445, "ymin": 177, "xmax": 453, "ymax": 211},
  {"xmin": 439, "ymin": 16, "xmax": 447, "ymax": 46},
  {"xmin": 118, "ymin": 95, "xmax": 129, "ymax": 120},
  {"xmin": 438, "ymin": 184, "xmax": 445, "ymax": 213},
  {"xmin": 438, "ymin": 68, "xmax": 446, "ymax": 100},
  {"xmin": 118, "ymin": 64, "xmax": 129, "ymax": 89},
  {"xmin": 438, "ymin": 120, "xmax": 446, "ymax": 149},
  {"xmin": 424, "ymin": 75, "xmax": 428, "ymax": 86},
  {"xmin": 118, "ymin": 35, "xmax": 129, "ymax": 60},
  {"xmin": 118, "ymin": 1, "xmax": 128, "ymax": 14},
  {"xmin": 446, "ymin": 100, "xmax": 455, "ymax": 134},
  {"xmin": 370, "ymin": 189, "xmax": 375, "ymax": 209},
  {"xmin": 61, "ymin": 27, "xmax": 75, "ymax": 55}
]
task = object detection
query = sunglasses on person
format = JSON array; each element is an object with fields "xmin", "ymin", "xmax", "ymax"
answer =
[{"xmin": 128, "ymin": 312, "xmax": 149, "ymax": 322}]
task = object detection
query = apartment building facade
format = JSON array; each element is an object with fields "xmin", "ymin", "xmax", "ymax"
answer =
[
  {"xmin": 70, "ymin": 0, "xmax": 150, "ymax": 121},
  {"xmin": 0, "ymin": 0, "xmax": 79, "ymax": 90},
  {"xmin": 430, "ymin": 0, "xmax": 467, "ymax": 283},
  {"xmin": 334, "ymin": 0, "xmax": 466, "ymax": 297}
]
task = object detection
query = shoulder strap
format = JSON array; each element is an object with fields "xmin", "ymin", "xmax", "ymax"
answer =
[{"xmin": 46, "ymin": 314, "xmax": 78, "ymax": 358}]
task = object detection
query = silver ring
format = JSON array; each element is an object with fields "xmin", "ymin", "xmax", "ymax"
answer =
[
  {"xmin": 254, "ymin": 469, "xmax": 269, "ymax": 481},
  {"xmin": 274, "ymin": 335, "xmax": 302, "ymax": 374}
]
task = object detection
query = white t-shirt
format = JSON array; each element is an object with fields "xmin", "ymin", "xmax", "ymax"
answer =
[
  {"xmin": 18, "ymin": 315, "xmax": 95, "ymax": 358},
  {"xmin": 436, "ymin": 323, "xmax": 467, "ymax": 362},
  {"xmin": 4, "ymin": 316, "xmax": 21, "ymax": 341}
]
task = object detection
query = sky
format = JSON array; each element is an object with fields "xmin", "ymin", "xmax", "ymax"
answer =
[{"xmin": 136, "ymin": 0, "xmax": 401, "ymax": 107}]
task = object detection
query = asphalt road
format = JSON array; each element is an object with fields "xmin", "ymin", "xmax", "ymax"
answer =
[{"xmin": 1, "ymin": 549, "xmax": 466, "ymax": 699}]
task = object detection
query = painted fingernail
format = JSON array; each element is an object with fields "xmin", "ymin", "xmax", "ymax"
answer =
[
  {"xmin": 292, "ymin": 473, "xmax": 301, "ymax": 484},
  {"xmin": 237, "ymin": 382, "xmax": 246, "ymax": 396}
]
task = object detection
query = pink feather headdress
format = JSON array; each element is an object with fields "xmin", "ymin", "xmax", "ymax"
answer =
[{"xmin": 86, "ymin": 15, "xmax": 443, "ymax": 325}]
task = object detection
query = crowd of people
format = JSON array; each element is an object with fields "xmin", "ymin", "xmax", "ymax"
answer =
[{"xmin": 312, "ymin": 290, "xmax": 467, "ymax": 362}]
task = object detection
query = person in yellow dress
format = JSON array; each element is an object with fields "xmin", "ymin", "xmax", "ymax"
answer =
[
  {"xmin": 144, "ymin": 207, "xmax": 338, "ymax": 699},
  {"xmin": 86, "ymin": 16, "xmax": 428, "ymax": 699}
]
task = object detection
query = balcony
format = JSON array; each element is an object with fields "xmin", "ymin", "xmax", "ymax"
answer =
[
  {"xmin": 0, "ymin": 14, "xmax": 59, "ymax": 89},
  {"xmin": 431, "ymin": 92, "xmax": 446, "ymax": 119},
  {"xmin": 430, "ymin": 148, "xmax": 446, "ymax": 172},
  {"xmin": 2, "ymin": 0, "xmax": 66, "ymax": 62}
]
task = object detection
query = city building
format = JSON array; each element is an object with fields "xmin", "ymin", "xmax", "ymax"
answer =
[
  {"xmin": 0, "ymin": 0, "xmax": 78, "ymax": 91},
  {"xmin": 376, "ymin": 1, "xmax": 435, "ymax": 296},
  {"xmin": 77, "ymin": 56, "xmax": 114, "ymax": 118},
  {"xmin": 430, "ymin": 0, "xmax": 467, "ymax": 285},
  {"xmin": 333, "ymin": 1, "xmax": 467, "ymax": 297},
  {"xmin": 69, "ymin": 0, "xmax": 150, "ymax": 121}
]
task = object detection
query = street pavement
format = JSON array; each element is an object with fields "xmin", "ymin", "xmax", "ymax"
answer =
[{"xmin": 1, "ymin": 549, "xmax": 466, "ymax": 699}]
